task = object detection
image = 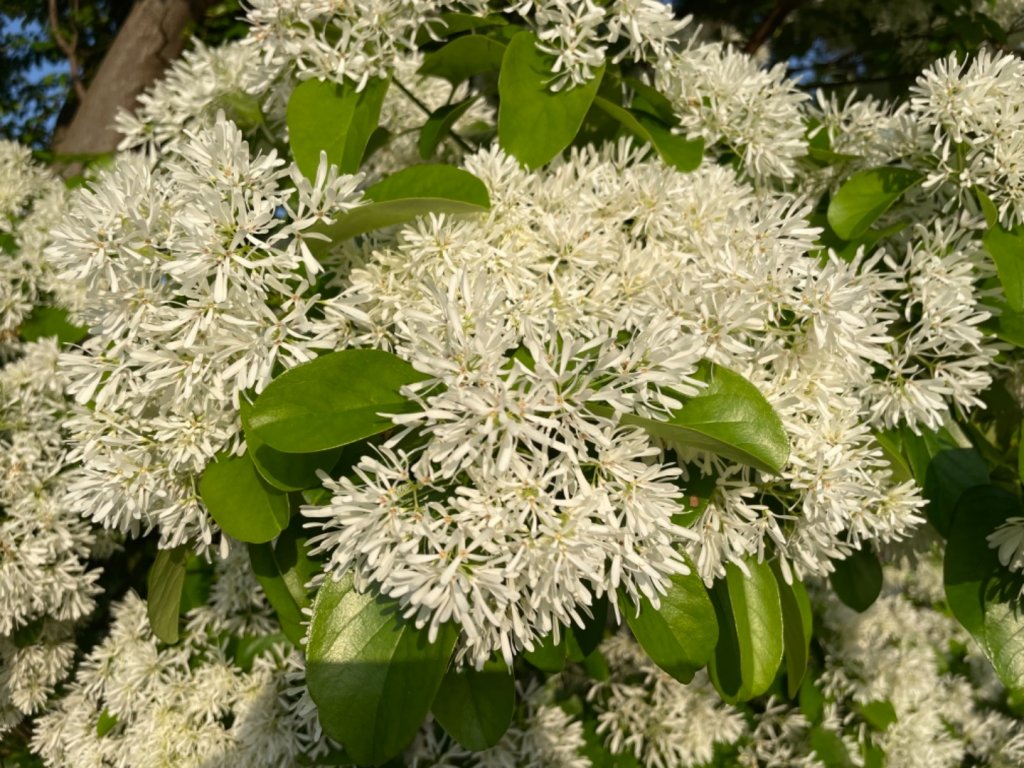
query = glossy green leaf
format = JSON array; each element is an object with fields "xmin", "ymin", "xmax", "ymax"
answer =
[
  {"xmin": 983, "ymin": 599, "xmax": 1024, "ymax": 699},
  {"xmin": 287, "ymin": 77, "xmax": 390, "ymax": 178},
  {"xmin": 247, "ymin": 349, "xmax": 429, "ymax": 453},
  {"xmin": 19, "ymin": 306, "xmax": 88, "ymax": 345},
  {"xmin": 829, "ymin": 544, "xmax": 883, "ymax": 613},
  {"xmin": 240, "ymin": 399, "xmax": 341, "ymax": 492},
  {"xmin": 431, "ymin": 659, "xmax": 514, "ymax": 750},
  {"xmin": 419, "ymin": 97, "xmax": 478, "ymax": 159},
  {"xmin": 306, "ymin": 574, "xmax": 459, "ymax": 765},
  {"xmin": 314, "ymin": 164, "xmax": 490, "ymax": 246},
  {"xmin": 593, "ymin": 97, "xmax": 703, "ymax": 171},
  {"xmin": 146, "ymin": 546, "xmax": 187, "ymax": 644},
  {"xmin": 827, "ymin": 167, "xmax": 923, "ymax": 240},
  {"xmin": 248, "ymin": 516, "xmax": 319, "ymax": 645},
  {"xmin": 418, "ymin": 34, "xmax": 506, "ymax": 84},
  {"xmin": 772, "ymin": 561, "xmax": 813, "ymax": 697},
  {"xmin": 984, "ymin": 220, "xmax": 1024, "ymax": 312},
  {"xmin": 616, "ymin": 361, "xmax": 789, "ymax": 474},
  {"xmin": 498, "ymin": 31, "xmax": 604, "ymax": 169},
  {"xmin": 623, "ymin": 570, "xmax": 718, "ymax": 683},
  {"xmin": 199, "ymin": 453, "xmax": 290, "ymax": 543},
  {"xmin": 709, "ymin": 560, "xmax": 784, "ymax": 702}
]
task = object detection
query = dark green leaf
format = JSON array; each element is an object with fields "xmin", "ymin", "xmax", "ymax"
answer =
[
  {"xmin": 306, "ymin": 574, "xmax": 459, "ymax": 765},
  {"xmin": 615, "ymin": 361, "xmax": 790, "ymax": 474},
  {"xmin": 567, "ymin": 597, "xmax": 609, "ymax": 661},
  {"xmin": 829, "ymin": 545, "xmax": 883, "ymax": 613},
  {"xmin": 418, "ymin": 35, "xmax": 506, "ymax": 84},
  {"xmin": 771, "ymin": 561, "xmax": 813, "ymax": 698},
  {"xmin": 855, "ymin": 700, "xmax": 897, "ymax": 731},
  {"xmin": 523, "ymin": 630, "xmax": 568, "ymax": 672},
  {"xmin": 241, "ymin": 399, "xmax": 342, "ymax": 492},
  {"xmin": 432, "ymin": 659, "xmax": 514, "ymax": 750},
  {"xmin": 623, "ymin": 569, "xmax": 718, "ymax": 683},
  {"xmin": 314, "ymin": 164, "xmax": 491, "ymax": 246},
  {"xmin": 419, "ymin": 97, "xmax": 477, "ymax": 159},
  {"xmin": 498, "ymin": 31, "xmax": 605, "ymax": 169},
  {"xmin": 709, "ymin": 560, "xmax": 784, "ymax": 702},
  {"xmin": 199, "ymin": 453, "xmax": 290, "ymax": 543},
  {"xmin": 249, "ymin": 516, "xmax": 319, "ymax": 645},
  {"xmin": 593, "ymin": 97, "xmax": 702, "ymax": 171},
  {"xmin": 827, "ymin": 167, "xmax": 923, "ymax": 240},
  {"xmin": 248, "ymin": 349, "xmax": 429, "ymax": 453},
  {"xmin": 984, "ymin": 220, "xmax": 1024, "ymax": 312},
  {"xmin": 287, "ymin": 77, "xmax": 390, "ymax": 178},
  {"xmin": 233, "ymin": 633, "xmax": 288, "ymax": 672},
  {"xmin": 624, "ymin": 77, "xmax": 677, "ymax": 125},
  {"xmin": 19, "ymin": 306, "xmax": 88, "ymax": 345},
  {"xmin": 810, "ymin": 725, "xmax": 856, "ymax": 768},
  {"xmin": 146, "ymin": 547, "xmax": 187, "ymax": 644}
]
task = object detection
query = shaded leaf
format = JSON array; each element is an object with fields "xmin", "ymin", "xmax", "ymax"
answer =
[
  {"xmin": 432, "ymin": 659, "xmax": 514, "ymax": 750},
  {"xmin": 146, "ymin": 547, "xmax": 187, "ymax": 644}
]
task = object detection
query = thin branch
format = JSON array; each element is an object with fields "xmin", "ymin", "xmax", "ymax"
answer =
[
  {"xmin": 744, "ymin": 0, "xmax": 805, "ymax": 56},
  {"xmin": 394, "ymin": 79, "xmax": 474, "ymax": 153},
  {"xmin": 48, "ymin": 0, "xmax": 87, "ymax": 101}
]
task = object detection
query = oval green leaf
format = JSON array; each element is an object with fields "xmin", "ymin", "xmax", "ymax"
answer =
[
  {"xmin": 241, "ymin": 399, "xmax": 342, "ymax": 492},
  {"xmin": 314, "ymin": 164, "xmax": 490, "ymax": 247},
  {"xmin": 248, "ymin": 516, "xmax": 320, "ymax": 646},
  {"xmin": 709, "ymin": 560, "xmax": 784, "ymax": 702},
  {"xmin": 593, "ymin": 96, "xmax": 703, "ymax": 172},
  {"xmin": 618, "ymin": 361, "xmax": 790, "ymax": 475},
  {"xmin": 418, "ymin": 34, "xmax": 507, "ymax": 85},
  {"xmin": 419, "ymin": 97, "xmax": 478, "ymax": 159},
  {"xmin": 771, "ymin": 561, "xmax": 813, "ymax": 698},
  {"xmin": 828, "ymin": 544, "xmax": 883, "ymax": 613},
  {"xmin": 199, "ymin": 453, "xmax": 290, "ymax": 543},
  {"xmin": 146, "ymin": 546, "xmax": 187, "ymax": 644},
  {"xmin": 287, "ymin": 77, "xmax": 390, "ymax": 178},
  {"xmin": 983, "ymin": 220, "xmax": 1024, "ymax": 312},
  {"xmin": 498, "ymin": 31, "xmax": 605, "ymax": 169},
  {"xmin": 623, "ymin": 569, "xmax": 718, "ymax": 683},
  {"xmin": 306, "ymin": 574, "xmax": 459, "ymax": 766},
  {"xmin": 247, "ymin": 349, "xmax": 430, "ymax": 453},
  {"xmin": 431, "ymin": 660, "xmax": 514, "ymax": 751},
  {"xmin": 826, "ymin": 166, "xmax": 923, "ymax": 240}
]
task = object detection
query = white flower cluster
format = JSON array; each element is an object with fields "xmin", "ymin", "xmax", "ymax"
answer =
[
  {"xmin": 0, "ymin": 341, "xmax": 103, "ymax": 735},
  {"xmin": 31, "ymin": 551, "xmax": 328, "ymax": 768},
  {"xmin": 304, "ymin": 133, "xmax": 992, "ymax": 664},
  {"xmin": 48, "ymin": 118, "xmax": 363, "ymax": 551},
  {"xmin": 242, "ymin": 0, "xmax": 686, "ymax": 93},
  {"xmin": 911, "ymin": 50, "xmax": 1024, "ymax": 227},
  {"xmin": 0, "ymin": 142, "xmax": 69, "ymax": 356}
]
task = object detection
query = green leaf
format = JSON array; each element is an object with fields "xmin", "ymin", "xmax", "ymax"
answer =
[
  {"xmin": 431, "ymin": 659, "xmax": 514, "ymax": 750},
  {"xmin": 249, "ymin": 517, "xmax": 319, "ymax": 645},
  {"xmin": 855, "ymin": 700, "xmax": 897, "ymax": 731},
  {"xmin": 287, "ymin": 77, "xmax": 390, "ymax": 178},
  {"xmin": 593, "ymin": 97, "xmax": 703, "ymax": 172},
  {"xmin": 567, "ymin": 597, "xmax": 609, "ymax": 661},
  {"xmin": 418, "ymin": 35, "xmax": 507, "ymax": 84},
  {"xmin": 498, "ymin": 31, "xmax": 605, "ymax": 169},
  {"xmin": 709, "ymin": 560, "xmax": 784, "ymax": 702},
  {"xmin": 624, "ymin": 77, "xmax": 677, "ymax": 125},
  {"xmin": 944, "ymin": 486, "xmax": 1018, "ymax": 639},
  {"xmin": 146, "ymin": 547, "xmax": 187, "ymax": 644},
  {"xmin": 199, "ymin": 453, "xmax": 290, "ymax": 543},
  {"xmin": 771, "ymin": 561, "xmax": 813, "ymax": 698},
  {"xmin": 810, "ymin": 725, "xmax": 856, "ymax": 768},
  {"xmin": 248, "ymin": 349, "xmax": 430, "ymax": 453},
  {"xmin": 829, "ymin": 544, "xmax": 883, "ymax": 613},
  {"xmin": 233, "ymin": 633, "xmax": 288, "ymax": 672},
  {"xmin": 19, "ymin": 306, "xmax": 88, "ymax": 345},
  {"xmin": 306, "ymin": 574, "xmax": 459, "ymax": 765},
  {"xmin": 96, "ymin": 709, "xmax": 118, "ymax": 738},
  {"xmin": 314, "ymin": 164, "xmax": 491, "ymax": 246},
  {"xmin": 623, "ymin": 569, "xmax": 718, "ymax": 683},
  {"xmin": 826, "ymin": 167, "xmax": 923, "ymax": 240},
  {"xmin": 523, "ymin": 631, "xmax": 568, "ymax": 672},
  {"xmin": 417, "ymin": 12, "xmax": 508, "ymax": 43},
  {"xmin": 984, "ymin": 220, "xmax": 1024, "ymax": 312},
  {"xmin": 983, "ymin": 599, "xmax": 1024, "ymax": 699},
  {"xmin": 419, "ymin": 97, "xmax": 478, "ymax": 159},
  {"xmin": 1019, "ymin": 419, "xmax": 1024, "ymax": 482},
  {"xmin": 615, "ymin": 361, "xmax": 789, "ymax": 474},
  {"xmin": 241, "ymin": 399, "xmax": 342, "ymax": 492}
]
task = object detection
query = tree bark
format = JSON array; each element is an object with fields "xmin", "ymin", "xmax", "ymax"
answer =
[{"xmin": 52, "ymin": 0, "xmax": 212, "ymax": 157}]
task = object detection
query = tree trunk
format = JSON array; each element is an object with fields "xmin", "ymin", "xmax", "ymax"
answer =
[{"xmin": 52, "ymin": 0, "xmax": 211, "ymax": 157}]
